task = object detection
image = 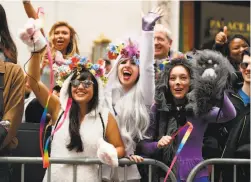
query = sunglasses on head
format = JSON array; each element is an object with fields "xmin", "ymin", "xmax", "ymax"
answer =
[
  {"xmin": 71, "ymin": 80, "xmax": 94, "ymax": 88},
  {"xmin": 240, "ymin": 62, "xmax": 250, "ymax": 69}
]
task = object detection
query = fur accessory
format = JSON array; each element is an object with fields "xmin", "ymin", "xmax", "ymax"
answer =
[
  {"xmin": 97, "ymin": 138, "xmax": 118, "ymax": 167},
  {"xmin": 155, "ymin": 58, "xmax": 193, "ymax": 112},
  {"xmin": 18, "ymin": 18, "xmax": 46, "ymax": 52},
  {"xmin": 186, "ymin": 49, "xmax": 235, "ymax": 116}
]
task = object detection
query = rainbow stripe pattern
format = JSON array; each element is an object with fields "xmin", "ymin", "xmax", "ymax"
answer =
[
  {"xmin": 36, "ymin": 7, "xmax": 56, "ymax": 168},
  {"xmin": 164, "ymin": 122, "xmax": 193, "ymax": 182},
  {"xmin": 42, "ymin": 98, "xmax": 72, "ymax": 168}
]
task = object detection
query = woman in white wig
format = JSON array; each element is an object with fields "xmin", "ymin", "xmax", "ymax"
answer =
[{"xmin": 102, "ymin": 8, "xmax": 163, "ymax": 182}]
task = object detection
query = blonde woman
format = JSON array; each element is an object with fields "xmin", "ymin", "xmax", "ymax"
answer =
[{"xmin": 22, "ymin": 0, "xmax": 80, "ymax": 87}]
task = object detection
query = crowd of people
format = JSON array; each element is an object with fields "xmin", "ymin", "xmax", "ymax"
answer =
[{"xmin": 0, "ymin": 1, "xmax": 249, "ymax": 182}]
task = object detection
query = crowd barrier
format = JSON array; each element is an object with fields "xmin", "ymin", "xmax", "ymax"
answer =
[
  {"xmin": 11, "ymin": 123, "xmax": 250, "ymax": 182},
  {"xmin": 0, "ymin": 157, "xmax": 177, "ymax": 182},
  {"xmin": 187, "ymin": 158, "xmax": 251, "ymax": 182},
  {"xmin": 11, "ymin": 123, "xmax": 177, "ymax": 181}
]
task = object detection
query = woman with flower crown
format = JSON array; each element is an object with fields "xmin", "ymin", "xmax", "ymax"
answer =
[
  {"xmin": 18, "ymin": 18, "xmax": 125, "ymax": 182},
  {"xmin": 101, "ymin": 8, "xmax": 163, "ymax": 182}
]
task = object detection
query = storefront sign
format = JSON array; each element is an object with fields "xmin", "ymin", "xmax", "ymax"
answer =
[{"xmin": 209, "ymin": 19, "xmax": 250, "ymax": 37}]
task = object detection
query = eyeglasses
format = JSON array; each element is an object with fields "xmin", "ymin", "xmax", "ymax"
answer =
[
  {"xmin": 240, "ymin": 62, "xmax": 250, "ymax": 69},
  {"xmin": 71, "ymin": 80, "xmax": 94, "ymax": 88}
]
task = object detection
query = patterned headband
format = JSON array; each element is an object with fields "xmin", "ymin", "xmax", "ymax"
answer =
[
  {"xmin": 54, "ymin": 52, "xmax": 107, "ymax": 87},
  {"xmin": 106, "ymin": 38, "xmax": 140, "ymax": 65}
]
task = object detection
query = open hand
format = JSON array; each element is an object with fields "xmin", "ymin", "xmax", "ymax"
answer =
[{"xmin": 142, "ymin": 7, "xmax": 164, "ymax": 31}]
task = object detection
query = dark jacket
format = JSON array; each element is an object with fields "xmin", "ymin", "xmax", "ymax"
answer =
[
  {"xmin": 136, "ymin": 104, "xmax": 180, "ymax": 182},
  {"xmin": 203, "ymin": 89, "xmax": 250, "ymax": 182},
  {"xmin": 221, "ymin": 90, "xmax": 250, "ymax": 182}
]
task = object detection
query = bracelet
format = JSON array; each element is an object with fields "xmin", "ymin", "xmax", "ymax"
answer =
[
  {"xmin": 32, "ymin": 46, "xmax": 47, "ymax": 54},
  {"xmin": 32, "ymin": 50, "xmax": 43, "ymax": 54}
]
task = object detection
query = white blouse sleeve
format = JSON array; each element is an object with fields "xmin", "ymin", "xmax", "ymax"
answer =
[{"xmin": 139, "ymin": 31, "xmax": 155, "ymax": 106}]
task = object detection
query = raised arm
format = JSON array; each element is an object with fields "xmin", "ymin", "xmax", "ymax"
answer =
[
  {"xmin": 22, "ymin": 0, "xmax": 45, "ymax": 36},
  {"xmin": 139, "ymin": 9, "xmax": 163, "ymax": 106},
  {"xmin": 19, "ymin": 19, "xmax": 60, "ymax": 123},
  {"xmin": 27, "ymin": 53, "xmax": 60, "ymax": 123},
  {"xmin": 206, "ymin": 92, "xmax": 236, "ymax": 123},
  {"xmin": 212, "ymin": 26, "xmax": 228, "ymax": 55},
  {"xmin": 139, "ymin": 31, "xmax": 155, "ymax": 106},
  {"xmin": 23, "ymin": 0, "xmax": 38, "ymax": 19}
]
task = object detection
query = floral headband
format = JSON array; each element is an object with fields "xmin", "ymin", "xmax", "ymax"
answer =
[
  {"xmin": 54, "ymin": 52, "xmax": 107, "ymax": 87},
  {"xmin": 158, "ymin": 59, "xmax": 169, "ymax": 72},
  {"xmin": 106, "ymin": 38, "xmax": 140, "ymax": 65},
  {"xmin": 107, "ymin": 42, "xmax": 124, "ymax": 60},
  {"xmin": 157, "ymin": 52, "xmax": 188, "ymax": 72}
]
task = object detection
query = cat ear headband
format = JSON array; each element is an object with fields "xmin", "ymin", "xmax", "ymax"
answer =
[{"xmin": 106, "ymin": 38, "xmax": 140, "ymax": 65}]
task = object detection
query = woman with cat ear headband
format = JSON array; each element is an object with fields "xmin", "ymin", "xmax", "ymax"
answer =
[
  {"xmin": 101, "ymin": 8, "xmax": 163, "ymax": 182},
  {"xmin": 137, "ymin": 50, "xmax": 237, "ymax": 182}
]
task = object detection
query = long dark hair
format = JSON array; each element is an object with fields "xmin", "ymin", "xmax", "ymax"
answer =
[
  {"xmin": 0, "ymin": 5, "xmax": 17, "ymax": 64},
  {"xmin": 66, "ymin": 68, "xmax": 99, "ymax": 152}
]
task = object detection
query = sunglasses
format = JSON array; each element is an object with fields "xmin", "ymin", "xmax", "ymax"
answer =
[
  {"xmin": 71, "ymin": 80, "xmax": 94, "ymax": 88},
  {"xmin": 240, "ymin": 62, "xmax": 250, "ymax": 69}
]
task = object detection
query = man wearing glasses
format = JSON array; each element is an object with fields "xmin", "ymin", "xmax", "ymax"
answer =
[
  {"xmin": 220, "ymin": 48, "xmax": 250, "ymax": 182},
  {"xmin": 238, "ymin": 49, "xmax": 250, "ymax": 106}
]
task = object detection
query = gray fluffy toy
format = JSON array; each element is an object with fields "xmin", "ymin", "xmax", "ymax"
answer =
[{"xmin": 186, "ymin": 49, "xmax": 235, "ymax": 117}]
